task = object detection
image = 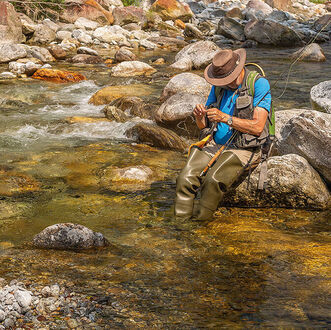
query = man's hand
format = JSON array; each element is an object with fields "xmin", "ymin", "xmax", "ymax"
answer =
[
  {"xmin": 206, "ymin": 108, "xmax": 230, "ymax": 123},
  {"xmin": 193, "ymin": 104, "xmax": 207, "ymax": 129}
]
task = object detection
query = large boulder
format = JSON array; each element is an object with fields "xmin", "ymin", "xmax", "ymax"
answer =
[
  {"xmin": 154, "ymin": 93, "xmax": 205, "ymax": 137},
  {"xmin": 0, "ymin": 1, "xmax": 24, "ymax": 44},
  {"xmin": 244, "ymin": 19, "xmax": 303, "ymax": 46},
  {"xmin": 110, "ymin": 61, "xmax": 156, "ymax": 77},
  {"xmin": 278, "ymin": 110, "xmax": 331, "ymax": 185},
  {"xmin": 222, "ymin": 154, "xmax": 330, "ymax": 210},
  {"xmin": 18, "ymin": 13, "xmax": 37, "ymax": 35},
  {"xmin": 170, "ymin": 41, "xmax": 219, "ymax": 71},
  {"xmin": 126, "ymin": 122, "xmax": 188, "ymax": 151},
  {"xmin": 112, "ymin": 6, "xmax": 146, "ymax": 25},
  {"xmin": 160, "ymin": 72, "xmax": 211, "ymax": 102},
  {"xmin": 30, "ymin": 24, "xmax": 57, "ymax": 44},
  {"xmin": 24, "ymin": 45, "xmax": 55, "ymax": 62},
  {"xmin": 93, "ymin": 25, "xmax": 129, "ymax": 43},
  {"xmin": 74, "ymin": 17, "xmax": 99, "ymax": 30},
  {"xmin": 33, "ymin": 223, "xmax": 109, "ymax": 250},
  {"xmin": 151, "ymin": 0, "xmax": 194, "ymax": 22},
  {"xmin": 310, "ymin": 80, "xmax": 331, "ymax": 113},
  {"xmin": 0, "ymin": 43, "xmax": 27, "ymax": 63},
  {"xmin": 291, "ymin": 43, "xmax": 326, "ymax": 62},
  {"xmin": 217, "ymin": 16, "xmax": 245, "ymax": 41},
  {"xmin": 244, "ymin": 0, "xmax": 273, "ymax": 19}
]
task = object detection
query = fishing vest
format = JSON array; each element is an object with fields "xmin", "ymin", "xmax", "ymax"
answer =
[{"xmin": 214, "ymin": 68, "xmax": 275, "ymax": 150}]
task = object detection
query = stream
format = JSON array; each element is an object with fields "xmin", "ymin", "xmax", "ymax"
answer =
[{"xmin": 0, "ymin": 45, "xmax": 330, "ymax": 327}]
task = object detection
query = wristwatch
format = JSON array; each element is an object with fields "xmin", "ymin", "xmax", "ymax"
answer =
[{"xmin": 227, "ymin": 116, "xmax": 233, "ymax": 126}]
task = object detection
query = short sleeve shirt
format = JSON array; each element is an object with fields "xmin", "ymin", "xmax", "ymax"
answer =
[{"xmin": 205, "ymin": 77, "xmax": 271, "ymax": 145}]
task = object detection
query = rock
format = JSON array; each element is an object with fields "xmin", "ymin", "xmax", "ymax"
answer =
[
  {"xmin": 291, "ymin": 43, "xmax": 326, "ymax": 62},
  {"xmin": 33, "ymin": 223, "xmax": 109, "ymax": 250},
  {"xmin": 244, "ymin": 0, "xmax": 273, "ymax": 19},
  {"xmin": 56, "ymin": 30, "xmax": 73, "ymax": 41},
  {"xmin": 0, "ymin": 309, "xmax": 5, "ymax": 321},
  {"xmin": 18, "ymin": 13, "xmax": 37, "ymax": 35},
  {"xmin": 187, "ymin": 1, "xmax": 206, "ymax": 15},
  {"xmin": 123, "ymin": 23, "xmax": 141, "ymax": 31},
  {"xmin": 226, "ymin": 7, "xmax": 243, "ymax": 19},
  {"xmin": 217, "ymin": 16, "xmax": 245, "ymax": 41},
  {"xmin": 9, "ymin": 61, "xmax": 41, "ymax": 76},
  {"xmin": 65, "ymin": 116, "xmax": 109, "ymax": 124},
  {"xmin": 89, "ymin": 84, "xmax": 153, "ymax": 105},
  {"xmin": 77, "ymin": 46, "xmax": 99, "ymax": 56},
  {"xmin": 48, "ymin": 45, "xmax": 67, "ymax": 60},
  {"xmin": 147, "ymin": 36, "xmax": 187, "ymax": 49},
  {"xmin": 42, "ymin": 19, "xmax": 60, "ymax": 32},
  {"xmin": 115, "ymin": 47, "xmax": 136, "ymax": 62},
  {"xmin": 31, "ymin": 24, "xmax": 57, "ymax": 44},
  {"xmin": 0, "ymin": 71, "xmax": 16, "ymax": 79},
  {"xmin": 151, "ymin": 0, "xmax": 194, "ymax": 22},
  {"xmin": 31, "ymin": 68, "xmax": 86, "ymax": 83},
  {"xmin": 67, "ymin": 318, "xmax": 79, "ymax": 329},
  {"xmin": 174, "ymin": 19, "xmax": 186, "ymax": 29},
  {"xmin": 278, "ymin": 110, "xmax": 331, "ymax": 185},
  {"xmin": 110, "ymin": 61, "xmax": 156, "ymax": 77},
  {"xmin": 74, "ymin": 17, "xmax": 99, "ymax": 30},
  {"xmin": 93, "ymin": 25, "xmax": 129, "ymax": 44},
  {"xmin": 266, "ymin": 9, "xmax": 292, "ymax": 21},
  {"xmin": 169, "ymin": 56, "xmax": 192, "ymax": 71},
  {"xmin": 312, "ymin": 14, "xmax": 331, "ymax": 33},
  {"xmin": 171, "ymin": 40, "xmax": 219, "ymax": 70},
  {"xmin": 184, "ymin": 23, "xmax": 204, "ymax": 39},
  {"xmin": 112, "ymin": 165, "xmax": 153, "ymax": 182},
  {"xmin": 0, "ymin": 1, "xmax": 24, "ymax": 44},
  {"xmin": 152, "ymin": 57, "xmax": 165, "ymax": 65},
  {"xmin": 109, "ymin": 96, "xmax": 153, "ymax": 119},
  {"xmin": 244, "ymin": 19, "xmax": 303, "ymax": 46},
  {"xmin": 25, "ymin": 45, "xmax": 56, "ymax": 62},
  {"xmin": 154, "ymin": 93, "xmax": 205, "ymax": 137},
  {"xmin": 103, "ymin": 105, "xmax": 129, "ymax": 122},
  {"xmin": 310, "ymin": 81, "xmax": 331, "ymax": 113},
  {"xmin": 14, "ymin": 290, "xmax": 32, "ymax": 308},
  {"xmin": 71, "ymin": 54, "xmax": 104, "ymax": 64},
  {"xmin": 161, "ymin": 72, "xmax": 211, "ymax": 102},
  {"xmin": 265, "ymin": 0, "xmax": 293, "ymax": 11},
  {"xmin": 0, "ymin": 43, "xmax": 27, "ymax": 63},
  {"xmin": 72, "ymin": 29, "xmax": 93, "ymax": 44},
  {"xmin": 0, "ymin": 169, "xmax": 40, "ymax": 197},
  {"xmin": 112, "ymin": 6, "xmax": 146, "ymax": 25},
  {"xmin": 157, "ymin": 21, "xmax": 183, "ymax": 37},
  {"xmin": 126, "ymin": 123, "xmax": 188, "ymax": 151},
  {"xmin": 139, "ymin": 39, "xmax": 158, "ymax": 50},
  {"xmin": 222, "ymin": 154, "xmax": 330, "ymax": 209}
]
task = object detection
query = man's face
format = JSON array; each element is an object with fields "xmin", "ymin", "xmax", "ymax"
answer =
[{"xmin": 225, "ymin": 69, "xmax": 244, "ymax": 90}]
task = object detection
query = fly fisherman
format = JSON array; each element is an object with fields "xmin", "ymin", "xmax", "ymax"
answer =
[{"xmin": 174, "ymin": 48, "xmax": 272, "ymax": 221}]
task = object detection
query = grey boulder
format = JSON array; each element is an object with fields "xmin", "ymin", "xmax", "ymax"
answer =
[
  {"xmin": 33, "ymin": 223, "xmax": 109, "ymax": 250},
  {"xmin": 0, "ymin": 43, "xmax": 27, "ymax": 63},
  {"xmin": 310, "ymin": 80, "xmax": 331, "ymax": 113},
  {"xmin": 217, "ymin": 16, "xmax": 246, "ymax": 41}
]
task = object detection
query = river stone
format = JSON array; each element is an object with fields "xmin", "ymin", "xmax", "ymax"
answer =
[
  {"xmin": 109, "ymin": 96, "xmax": 153, "ymax": 119},
  {"xmin": 161, "ymin": 72, "xmax": 211, "ymax": 102},
  {"xmin": 217, "ymin": 16, "xmax": 245, "ymax": 41},
  {"xmin": 0, "ymin": 43, "xmax": 27, "ymax": 63},
  {"xmin": 56, "ymin": 30, "xmax": 73, "ymax": 41},
  {"xmin": 0, "ymin": 1, "xmax": 24, "ymax": 44},
  {"xmin": 115, "ymin": 47, "xmax": 136, "ymax": 62},
  {"xmin": 244, "ymin": 19, "xmax": 303, "ymax": 46},
  {"xmin": 18, "ymin": 13, "xmax": 37, "ymax": 35},
  {"xmin": 31, "ymin": 24, "xmax": 56, "ymax": 44},
  {"xmin": 157, "ymin": 21, "xmax": 183, "ymax": 38},
  {"xmin": 32, "ymin": 69, "xmax": 86, "ymax": 83},
  {"xmin": 310, "ymin": 81, "xmax": 331, "ymax": 113},
  {"xmin": 48, "ymin": 45, "xmax": 67, "ymax": 60},
  {"xmin": 110, "ymin": 61, "xmax": 156, "ymax": 77},
  {"xmin": 278, "ymin": 110, "xmax": 331, "ymax": 185},
  {"xmin": 112, "ymin": 165, "xmax": 153, "ymax": 182},
  {"xmin": 154, "ymin": 93, "xmax": 204, "ymax": 137},
  {"xmin": 24, "ymin": 45, "xmax": 55, "ymax": 62},
  {"xmin": 126, "ymin": 122, "xmax": 188, "ymax": 151},
  {"xmin": 171, "ymin": 41, "xmax": 219, "ymax": 70},
  {"xmin": 222, "ymin": 154, "xmax": 330, "ymax": 209},
  {"xmin": 151, "ymin": 0, "xmax": 194, "ymax": 22},
  {"xmin": 33, "ymin": 223, "xmax": 109, "ymax": 249},
  {"xmin": 77, "ymin": 46, "xmax": 99, "ymax": 56},
  {"xmin": 147, "ymin": 36, "xmax": 187, "ymax": 49},
  {"xmin": 184, "ymin": 23, "xmax": 204, "ymax": 39},
  {"xmin": 112, "ymin": 6, "xmax": 146, "ymax": 26},
  {"xmin": 89, "ymin": 84, "xmax": 153, "ymax": 105},
  {"xmin": 244, "ymin": 0, "xmax": 273, "ymax": 20},
  {"xmin": 169, "ymin": 57, "xmax": 193, "ymax": 71},
  {"xmin": 291, "ymin": 43, "xmax": 326, "ymax": 62},
  {"xmin": 71, "ymin": 54, "xmax": 103, "ymax": 64},
  {"xmin": 139, "ymin": 39, "xmax": 158, "ymax": 50},
  {"xmin": 103, "ymin": 105, "xmax": 129, "ymax": 122},
  {"xmin": 74, "ymin": 17, "xmax": 99, "ymax": 30},
  {"xmin": 0, "ymin": 71, "xmax": 16, "ymax": 79},
  {"xmin": 93, "ymin": 26, "xmax": 129, "ymax": 43},
  {"xmin": 72, "ymin": 29, "xmax": 93, "ymax": 44},
  {"xmin": 0, "ymin": 309, "xmax": 5, "ymax": 321},
  {"xmin": 14, "ymin": 290, "xmax": 32, "ymax": 308},
  {"xmin": 265, "ymin": 0, "xmax": 293, "ymax": 12}
]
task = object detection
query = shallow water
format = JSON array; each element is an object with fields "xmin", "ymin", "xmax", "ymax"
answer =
[{"xmin": 0, "ymin": 44, "xmax": 330, "ymax": 327}]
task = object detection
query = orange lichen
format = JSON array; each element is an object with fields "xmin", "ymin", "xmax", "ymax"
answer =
[{"xmin": 31, "ymin": 69, "xmax": 86, "ymax": 83}]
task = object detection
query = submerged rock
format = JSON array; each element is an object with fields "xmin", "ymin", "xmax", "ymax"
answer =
[
  {"xmin": 310, "ymin": 80, "xmax": 331, "ymax": 113},
  {"xmin": 103, "ymin": 105, "xmax": 129, "ymax": 122},
  {"xmin": 71, "ymin": 54, "xmax": 104, "ymax": 64},
  {"xmin": 291, "ymin": 43, "xmax": 326, "ymax": 62},
  {"xmin": 223, "ymin": 154, "xmax": 330, "ymax": 209},
  {"xmin": 115, "ymin": 47, "xmax": 136, "ymax": 62},
  {"xmin": 278, "ymin": 110, "xmax": 331, "ymax": 185},
  {"xmin": 31, "ymin": 68, "xmax": 86, "ymax": 83},
  {"xmin": 110, "ymin": 60, "xmax": 156, "ymax": 77},
  {"xmin": 33, "ymin": 223, "xmax": 109, "ymax": 250},
  {"xmin": 126, "ymin": 122, "xmax": 188, "ymax": 151}
]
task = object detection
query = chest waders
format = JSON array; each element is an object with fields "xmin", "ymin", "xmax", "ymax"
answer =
[{"xmin": 174, "ymin": 66, "xmax": 275, "ymax": 221}]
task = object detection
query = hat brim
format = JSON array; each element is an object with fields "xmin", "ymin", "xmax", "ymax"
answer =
[{"xmin": 204, "ymin": 48, "xmax": 246, "ymax": 86}]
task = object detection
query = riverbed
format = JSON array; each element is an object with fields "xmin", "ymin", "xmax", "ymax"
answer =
[{"xmin": 0, "ymin": 44, "xmax": 330, "ymax": 327}]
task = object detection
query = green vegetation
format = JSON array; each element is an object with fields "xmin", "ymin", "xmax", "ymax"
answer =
[
  {"xmin": 122, "ymin": 0, "xmax": 141, "ymax": 6},
  {"xmin": 309, "ymin": 0, "xmax": 327, "ymax": 3}
]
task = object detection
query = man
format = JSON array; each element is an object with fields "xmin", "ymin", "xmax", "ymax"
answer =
[{"xmin": 174, "ymin": 48, "xmax": 272, "ymax": 221}]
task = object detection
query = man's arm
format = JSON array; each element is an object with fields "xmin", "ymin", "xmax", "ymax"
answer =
[{"xmin": 206, "ymin": 106, "xmax": 268, "ymax": 136}]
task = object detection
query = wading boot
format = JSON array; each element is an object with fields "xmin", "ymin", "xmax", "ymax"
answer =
[
  {"xmin": 174, "ymin": 147, "xmax": 211, "ymax": 221},
  {"xmin": 194, "ymin": 151, "xmax": 245, "ymax": 221}
]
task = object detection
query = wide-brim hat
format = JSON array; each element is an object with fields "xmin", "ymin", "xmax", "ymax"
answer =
[{"xmin": 204, "ymin": 48, "xmax": 246, "ymax": 86}]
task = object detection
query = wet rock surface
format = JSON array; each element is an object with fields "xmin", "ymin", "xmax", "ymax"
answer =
[{"xmin": 33, "ymin": 223, "xmax": 109, "ymax": 250}]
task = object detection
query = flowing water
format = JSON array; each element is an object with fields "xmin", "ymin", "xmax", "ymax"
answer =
[{"xmin": 0, "ymin": 45, "xmax": 330, "ymax": 327}]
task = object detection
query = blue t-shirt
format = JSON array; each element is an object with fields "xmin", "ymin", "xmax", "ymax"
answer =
[{"xmin": 205, "ymin": 77, "xmax": 271, "ymax": 145}]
